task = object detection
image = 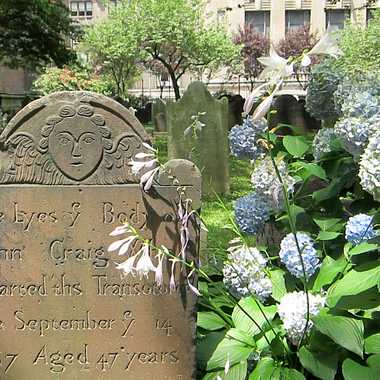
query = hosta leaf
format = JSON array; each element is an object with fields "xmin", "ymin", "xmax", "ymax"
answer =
[
  {"xmin": 283, "ymin": 135, "xmax": 310, "ymax": 157},
  {"xmin": 348, "ymin": 242, "xmax": 379, "ymax": 257},
  {"xmin": 313, "ymin": 311, "xmax": 364, "ymax": 358},
  {"xmin": 342, "ymin": 356, "xmax": 380, "ymax": 380},
  {"xmin": 327, "ymin": 262, "xmax": 380, "ymax": 308},
  {"xmin": 316, "ymin": 231, "xmax": 341, "ymax": 241},
  {"xmin": 298, "ymin": 346, "xmax": 338, "ymax": 380},
  {"xmin": 313, "ymin": 218, "xmax": 342, "ymax": 231},
  {"xmin": 198, "ymin": 312, "xmax": 227, "ymax": 331},
  {"xmin": 232, "ymin": 297, "xmax": 276, "ymax": 336},
  {"xmin": 269, "ymin": 268, "xmax": 287, "ymax": 302},
  {"xmin": 365, "ymin": 333, "xmax": 380, "ymax": 354},
  {"xmin": 249, "ymin": 357, "xmax": 278, "ymax": 380},
  {"xmin": 313, "ymin": 256, "xmax": 347, "ymax": 292},
  {"xmin": 206, "ymin": 328, "xmax": 255, "ymax": 370},
  {"xmin": 203, "ymin": 361, "xmax": 248, "ymax": 380}
]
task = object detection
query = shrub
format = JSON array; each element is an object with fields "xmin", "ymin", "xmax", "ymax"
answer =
[
  {"xmin": 305, "ymin": 59, "xmax": 343, "ymax": 122},
  {"xmin": 276, "ymin": 25, "xmax": 318, "ymax": 59},
  {"xmin": 33, "ymin": 66, "xmax": 115, "ymax": 96}
]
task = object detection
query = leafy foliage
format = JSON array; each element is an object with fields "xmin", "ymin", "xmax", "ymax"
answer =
[
  {"xmin": 33, "ymin": 66, "xmax": 115, "ymax": 96},
  {"xmin": 277, "ymin": 25, "xmax": 318, "ymax": 59},
  {"xmin": 196, "ymin": 90, "xmax": 380, "ymax": 379},
  {"xmin": 81, "ymin": 11, "xmax": 143, "ymax": 98},
  {"xmin": 233, "ymin": 25, "xmax": 270, "ymax": 89},
  {"xmin": 0, "ymin": 0, "xmax": 77, "ymax": 69},
  {"xmin": 93, "ymin": 0, "xmax": 240, "ymax": 100},
  {"xmin": 334, "ymin": 9, "xmax": 380, "ymax": 77}
]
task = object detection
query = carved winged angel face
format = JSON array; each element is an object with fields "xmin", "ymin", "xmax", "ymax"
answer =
[{"xmin": 49, "ymin": 117, "xmax": 103, "ymax": 181}]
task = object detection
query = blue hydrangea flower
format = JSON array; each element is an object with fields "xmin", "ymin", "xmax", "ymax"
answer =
[
  {"xmin": 234, "ymin": 192, "xmax": 270, "ymax": 235},
  {"xmin": 334, "ymin": 116, "xmax": 380, "ymax": 158},
  {"xmin": 229, "ymin": 118, "xmax": 267, "ymax": 160},
  {"xmin": 359, "ymin": 132, "xmax": 380, "ymax": 197},
  {"xmin": 341, "ymin": 91, "xmax": 379, "ymax": 119},
  {"xmin": 312, "ymin": 128, "xmax": 336, "ymax": 160},
  {"xmin": 223, "ymin": 243, "xmax": 272, "ymax": 301},
  {"xmin": 251, "ymin": 157, "xmax": 295, "ymax": 211},
  {"xmin": 345, "ymin": 214, "xmax": 377, "ymax": 245},
  {"xmin": 279, "ymin": 232, "xmax": 320, "ymax": 279}
]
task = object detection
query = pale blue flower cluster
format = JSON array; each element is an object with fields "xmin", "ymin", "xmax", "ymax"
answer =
[
  {"xmin": 312, "ymin": 128, "xmax": 336, "ymax": 160},
  {"xmin": 334, "ymin": 116, "xmax": 380, "ymax": 158},
  {"xmin": 279, "ymin": 232, "xmax": 320, "ymax": 279},
  {"xmin": 334, "ymin": 75, "xmax": 380, "ymax": 116},
  {"xmin": 251, "ymin": 157, "xmax": 295, "ymax": 210},
  {"xmin": 359, "ymin": 132, "xmax": 380, "ymax": 198},
  {"xmin": 278, "ymin": 291, "xmax": 325, "ymax": 345},
  {"xmin": 345, "ymin": 214, "xmax": 377, "ymax": 246},
  {"xmin": 341, "ymin": 91, "xmax": 379, "ymax": 119},
  {"xmin": 229, "ymin": 117, "xmax": 267, "ymax": 160},
  {"xmin": 234, "ymin": 193, "xmax": 270, "ymax": 235},
  {"xmin": 223, "ymin": 244, "xmax": 272, "ymax": 301}
]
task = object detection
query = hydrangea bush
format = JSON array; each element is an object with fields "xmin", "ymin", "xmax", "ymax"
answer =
[{"xmin": 196, "ymin": 54, "xmax": 380, "ymax": 377}]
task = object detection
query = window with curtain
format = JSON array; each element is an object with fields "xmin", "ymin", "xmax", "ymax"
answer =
[
  {"xmin": 70, "ymin": 1, "xmax": 93, "ymax": 18},
  {"xmin": 245, "ymin": 11, "xmax": 271, "ymax": 36},
  {"xmin": 326, "ymin": 9, "xmax": 350, "ymax": 30},
  {"xmin": 285, "ymin": 10, "xmax": 310, "ymax": 32}
]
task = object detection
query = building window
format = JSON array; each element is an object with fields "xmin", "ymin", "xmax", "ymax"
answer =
[
  {"xmin": 245, "ymin": 11, "xmax": 270, "ymax": 36},
  {"xmin": 326, "ymin": 9, "xmax": 350, "ymax": 30},
  {"xmin": 70, "ymin": 1, "xmax": 93, "ymax": 18},
  {"xmin": 367, "ymin": 7, "xmax": 376, "ymax": 24},
  {"xmin": 217, "ymin": 9, "xmax": 226, "ymax": 25},
  {"xmin": 285, "ymin": 10, "xmax": 310, "ymax": 32}
]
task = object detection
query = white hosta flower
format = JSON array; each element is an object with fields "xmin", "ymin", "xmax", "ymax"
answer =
[
  {"xmin": 301, "ymin": 27, "xmax": 343, "ymax": 67},
  {"xmin": 258, "ymin": 49, "xmax": 294, "ymax": 81},
  {"xmin": 140, "ymin": 167, "xmax": 160, "ymax": 192},
  {"xmin": 116, "ymin": 253, "xmax": 138, "ymax": 276},
  {"xmin": 252, "ymin": 80, "xmax": 283, "ymax": 121},
  {"xmin": 135, "ymin": 244, "xmax": 156, "ymax": 278},
  {"xmin": 244, "ymin": 82, "xmax": 269, "ymax": 115},
  {"xmin": 130, "ymin": 144, "xmax": 160, "ymax": 191},
  {"xmin": 108, "ymin": 224, "xmax": 138, "ymax": 255}
]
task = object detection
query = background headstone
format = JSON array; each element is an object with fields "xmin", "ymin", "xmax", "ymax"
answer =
[
  {"xmin": 218, "ymin": 93, "xmax": 244, "ymax": 130},
  {"xmin": 0, "ymin": 91, "xmax": 200, "ymax": 380},
  {"xmin": 166, "ymin": 82, "xmax": 230, "ymax": 196},
  {"xmin": 152, "ymin": 99, "xmax": 167, "ymax": 132}
]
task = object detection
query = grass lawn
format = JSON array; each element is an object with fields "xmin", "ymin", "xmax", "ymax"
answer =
[{"xmin": 153, "ymin": 134, "xmax": 252, "ymax": 266}]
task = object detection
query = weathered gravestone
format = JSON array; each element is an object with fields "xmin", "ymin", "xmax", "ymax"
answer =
[
  {"xmin": 152, "ymin": 99, "xmax": 167, "ymax": 133},
  {"xmin": 0, "ymin": 91, "xmax": 201, "ymax": 379},
  {"xmin": 166, "ymin": 82, "xmax": 230, "ymax": 195}
]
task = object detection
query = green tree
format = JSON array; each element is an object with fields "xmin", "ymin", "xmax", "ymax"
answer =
[
  {"xmin": 334, "ymin": 9, "xmax": 380, "ymax": 76},
  {"xmin": 81, "ymin": 12, "xmax": 143, "ymax": 99},
  {"xmin": 0, "ymin": 0, "xmax": 77, "ymax": 69},
  {"xmin": 97, "ymin": 0, "xmax": 240, "ymax": 100}
]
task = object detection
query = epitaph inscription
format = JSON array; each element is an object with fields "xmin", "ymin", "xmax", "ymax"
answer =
[{"xmin": 0, "ymin": 92, "xmax": 200, "ymax": 380}]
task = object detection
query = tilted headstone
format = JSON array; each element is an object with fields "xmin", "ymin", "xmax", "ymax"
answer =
[
  {"xmin": 0, "ymin": 92, "xmax": 200, "ymax": 380},
  {"xmin": 152, "ymin": 99, "xmax": 167, "ymax": 132},
  {"xmin": 166, "ymin": 82, "xmax": 230, "ymax": 195}
]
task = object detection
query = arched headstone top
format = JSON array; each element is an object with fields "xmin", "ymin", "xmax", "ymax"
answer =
[{"xmin": 0, "ymin": 91, "xmax": 151, "ymax": 185}]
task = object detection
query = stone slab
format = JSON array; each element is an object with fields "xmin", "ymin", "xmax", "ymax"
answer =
[
  {"xmin": 0, "ymin": 185, "xmax": 196, "ymax": 380},
  {"xmin": 0, "ymin": 92, "xmax": 201, "ymax": 380}
]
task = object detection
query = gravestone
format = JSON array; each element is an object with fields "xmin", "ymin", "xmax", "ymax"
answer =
[
  {"xmin": 0, "ymin": 91, "xmax": 201, "ymax": 379},
  {"xmin": 152, "ymin": 99, "xmax": 167, "ymax": 132},
  {"xmin": 166, "ymin": 82, "xmax": 230, "ymax": 195}
]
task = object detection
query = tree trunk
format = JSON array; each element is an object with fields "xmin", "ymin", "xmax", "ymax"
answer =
[{"xmin": 169, "ymin": 70, "xmax": 181, "ymax": 101}]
